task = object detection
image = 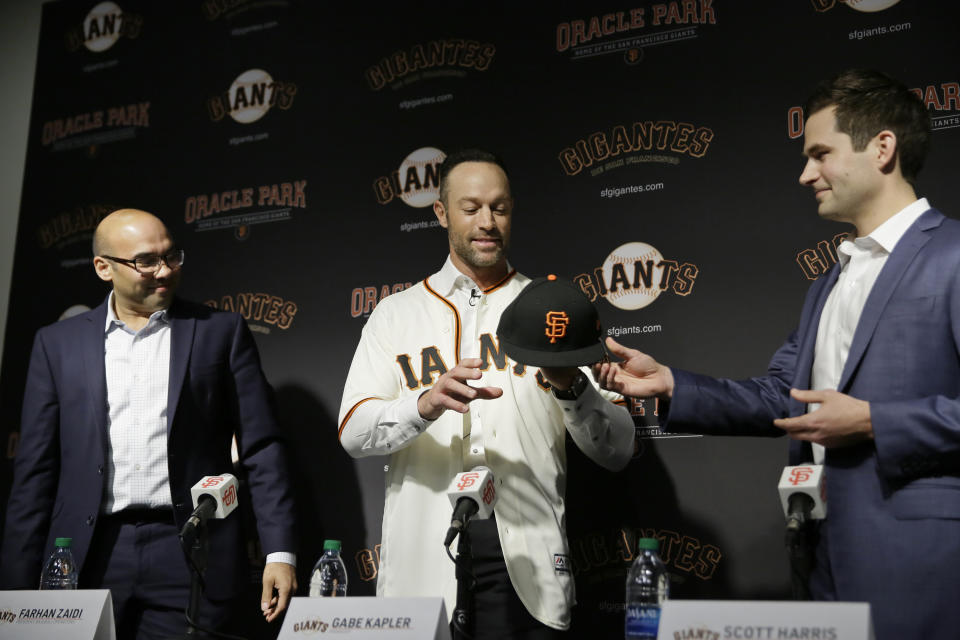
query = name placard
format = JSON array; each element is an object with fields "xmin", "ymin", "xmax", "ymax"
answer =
[
  {"xmin": 279, "ymin": 597, "xmax": 449, "ymax": 640},
  {"xmin": 657, "ymin": 600, "xmax": 874, "ymax": 640},
  {"xmin": 0, "ymin": 589, "xmax": 114, "ymax": 640}
]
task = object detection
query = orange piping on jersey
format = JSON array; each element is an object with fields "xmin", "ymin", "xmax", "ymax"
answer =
[
  {"xmin": 483, "ymin": 269, "xmax": 518, "ymax": 294},
  {"xmin": 339, "ymin": 397, "xmax": 377, "ymax": 439}
]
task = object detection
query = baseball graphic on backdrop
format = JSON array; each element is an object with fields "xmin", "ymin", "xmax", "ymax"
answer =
[
  {"xmin": 229, "ymin": 69, "xmax": 274, "ymax": 124},
  {"xmin": 84, "ymin": 1, "xmax": 123, "ymax": 52},
  {"xmin": 602, "ymin": 241, "xmax": 665, "ymax": 310},
  {"xmin": 845, "ymin": 0, "xmax": 902, "ymax": 12},
  {"xmin": 398, "ymin": 147, "xmax": 446, "ymax": 208}
]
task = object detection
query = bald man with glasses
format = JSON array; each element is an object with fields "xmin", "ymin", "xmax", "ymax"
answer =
[{"xmin": 1, "ymin": 209, "xmax": 297, "ymax": 638}]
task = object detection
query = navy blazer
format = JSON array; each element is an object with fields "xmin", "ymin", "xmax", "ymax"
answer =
[
  {"xmin": 665, "ymin": 209, "xmax": 960, "ymax": 640},
  {"xmin": 0, "ymin": 297, "xmax": 296, "ymax": 599}
]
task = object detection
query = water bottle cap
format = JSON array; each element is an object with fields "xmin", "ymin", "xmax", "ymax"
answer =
[
  {"xmin": 54, "ymin": 537, "xmax": 72, "ymax": 547},
  {"xmin": 637, "ymin": 537, "xmax": 659, "ymax": 551},
  {"xmin": 323, "ymin": 539, "xmax": 342, "ymax": 551}
]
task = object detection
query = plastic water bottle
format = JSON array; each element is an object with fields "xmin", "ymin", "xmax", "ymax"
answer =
[
  {"xmin": 39, "ymin": 537, "xmax": 79, "ymax": 590},
  {"xmin": 625, "ymin": 537, "xmax": 669, "ymax": 639},
  {"xmin": 309, "ymin": 539, "xmax": 348, "ymax": 597}
]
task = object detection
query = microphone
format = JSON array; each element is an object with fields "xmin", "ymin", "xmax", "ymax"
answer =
[
  {"xmin": 444, "ymin": 466, "xmax": 496, "ymax": 546},
  {"xmin": 777, "ymin": 464, "xmax": 826, "ymax": 531},
  {"xmin": 179, "ymin": 474, "xmax": 239, "ymax": 547},
  {"xmin": 468, "ymin": 288, "xmax": 481, "ymax": 306}
]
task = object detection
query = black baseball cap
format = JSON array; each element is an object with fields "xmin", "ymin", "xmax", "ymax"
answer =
[{"xmin": 496, "ymin": 275, "xmax": 606, "ymax": 367}]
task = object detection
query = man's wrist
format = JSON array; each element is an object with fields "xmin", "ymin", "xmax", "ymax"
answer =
[
  {"xmin": 417, "ymin": 388, "xmax": 440, "ymax": 421},
  {"xmin": 551, "ymin": 371, "xmax": 589, "ymax": 400},
  {"xmin": 265, "ymin": 551, "xmax": 296, "ymax": 567}
]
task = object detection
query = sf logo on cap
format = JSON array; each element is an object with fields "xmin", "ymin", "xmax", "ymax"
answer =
[
  {"xmin": 789, "ymin": 466, "xmax": 814, "ymax": 485},
  {"xmin": 545, "ymin": 311, "xmax": 570, "ymax": 343}
]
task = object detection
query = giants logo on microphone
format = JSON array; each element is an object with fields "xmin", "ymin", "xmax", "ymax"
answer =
[
  {"xmin": 201, "ymin": 476, "xmax": 228, "ymax": 488},
  {"xmin": 223, "ymin": 483, "xmax": 237, "ymax": 507},
  {"xmin": 456, "ymin": 472, "xmax": 480, "ymax": 491},
  {"xmin": 788, "ymin": 466, "xmax": 815, "ymax": 486},
  {"xmin": 480, "ymin": 477, "xmax": 496, "ymax": 507}
]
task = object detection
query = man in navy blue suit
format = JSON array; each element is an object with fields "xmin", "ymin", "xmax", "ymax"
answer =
[
  {"xmin": 0, "ymin": 209, "xmax": 297, "ymax": 637},
  {"xmin": 594, "ymin": 69, "xmax": 960, "ymax": 639}
]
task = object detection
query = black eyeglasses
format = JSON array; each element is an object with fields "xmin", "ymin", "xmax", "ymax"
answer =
[{"xmin": 101, "ymin": 249, "xmax": 185, "ymax": 275}]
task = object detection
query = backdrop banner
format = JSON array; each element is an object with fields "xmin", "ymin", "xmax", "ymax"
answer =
[{"xmin": 2, "ymin": 1, "xmax": 959, "ymax": 638}]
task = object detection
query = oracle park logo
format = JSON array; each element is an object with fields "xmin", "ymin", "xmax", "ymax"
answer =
[
  {"xmin": 350, "ymin": 281, "xmax": 413, "ymax": 319},
  {"xmin": 184, "ymin": 179, "xmax": 307, "ymax": 239},
  {"xmin": 555, "ymin": 1, "xmax": 717, "ymax": 66},
  {"xmin": 207, "ymin": 69, "xmax": 297, "ymax": 124},
  {"xmin": 574, "ymin": 242, "xmax": 698, "ymax": 310},
  {"xmin": 559, "ymin": 120, "xmax": 714, "ymax": 176},
  {"xmin": 787, "ymin": 81, "xmax": 960, "ymax": 138},
  {"xmin": 374, "ymin": 147, "xmax": 446, "ymax": 208},
  {"xmin": 65, "ymin": 1, "xmax": 142, "ymax": 53},
  {"xmin": 365, "ymin": 39, "xmax": 496, "ymax": 91},
  {"xmin": 41, "ymin": 103, "xmax": 150, "ymax": 155},
  {"xmin": 811, "ymin": 0, "xmax": 902, "ymax": 11}
]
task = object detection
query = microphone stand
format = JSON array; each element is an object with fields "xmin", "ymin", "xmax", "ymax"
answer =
[
  {"xmin": 451, "ymin": 525, "xmax": 475, "ymax": 640},
  {"xmin": 165, "ymin": 516, "xmax": 210, "ymax": 639},
  {"xmin": 784, "ymin": 521, "xmax": 813, "ymax": 600},
  {"xmin": 784, "ymin": 494, "xmax": 814, "ymax": 600},
  {"xmin": 185, "ymin": 526, "xmax": 207, "ymax": 636}
]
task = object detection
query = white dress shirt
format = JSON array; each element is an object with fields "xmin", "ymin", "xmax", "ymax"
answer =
[
  {"xmin": 103, "ymin": 293, "xmax": 172, "ymax": 512},
  {"xmin": 810, "ymin": 198, "xmax": 930, "ymax": 462}
]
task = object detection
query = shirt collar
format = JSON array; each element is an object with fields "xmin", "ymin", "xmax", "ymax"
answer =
[
  {"xmin": 837, "ymin": 197, "xmax": 929, "ymax": 266},
  {"xmin": 429, "ymin": 255, "xmax": 513, "ymax": 298},
  {"xmin": 104, "ymin": 291, "xmax": 170, "ymax": 333}
]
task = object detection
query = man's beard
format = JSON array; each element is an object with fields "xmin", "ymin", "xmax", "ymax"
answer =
[{"xmin": 450, "ymin": 230, "xmax": 508, "ymax": 269}]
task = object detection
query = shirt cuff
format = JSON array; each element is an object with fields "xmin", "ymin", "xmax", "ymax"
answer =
[
  {"xmin": 266, "ymin": 551, "xmax": 296, "ymax": 567},
  {"xmin": 394, "ymin": 392, "xmax": 432, "ymax": 432},
  {"xmin": 553, "ymin": 380, "xmax": 605, "ymax": 416}
]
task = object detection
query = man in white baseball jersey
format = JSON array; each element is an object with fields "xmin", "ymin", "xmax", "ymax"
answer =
[{"xmin": 338, "ymin": 149, "xmax": 635, "ymax": 638}]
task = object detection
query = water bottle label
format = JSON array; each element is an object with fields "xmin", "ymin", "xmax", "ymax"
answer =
[{"xmin": 625, "ymin": 604, "xmax": 660, "ymax": 638}]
